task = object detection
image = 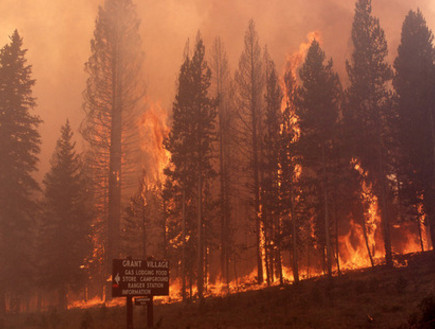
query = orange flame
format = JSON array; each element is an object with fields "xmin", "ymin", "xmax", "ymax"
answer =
[{"xmin": 138, "ymin": 101, "xmax": 170, "ymax": 183}]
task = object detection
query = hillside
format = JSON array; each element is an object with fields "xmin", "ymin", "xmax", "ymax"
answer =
[{"xmin": 4, "ymin": 252, "xmax": 435, "ymax": 329}]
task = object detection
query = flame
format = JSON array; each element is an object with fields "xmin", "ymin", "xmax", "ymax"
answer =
[
  {"xmin": 67, "ymin": 296, "xmax": 125, "ymax": 310},
  {"xmin": 284, "ymin": 31, "xmax": 321, "ymax": 80},
  {"xmin": 138, "ymin": 101, "xmax": 170, "ymax": 183}
]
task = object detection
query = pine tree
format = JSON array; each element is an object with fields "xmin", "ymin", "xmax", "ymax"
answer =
[
  {"xmin": 234, "ymin": 20, "xmax": 265, "ymax": 284},
  {"xmin": 39, "ymin": 120, "xmax": 93, "ymax": 310},
  {"xmin": 80, "ymin": 0, "xmax": 145, "ymax": 291},
  {"xmin": 296, "ymin": 40, "xmax": 341, "ymax": 277},
  {"xmin": 279, "ymin": 68, "xmax": 301, "ymax": 284},
  {"xmin": 345, "ymin": 0, "xmax": 394, "ymax": 266},
  {"xmin": 0, "ymin": 30, "xmax": 41, "ymax": 312},
  {"xmin": 261, "ymin": 57, "xmax": 283, "ymax": 285},
  {"xmin": 210, "ymin": 37, "xmax": 236, "ymax": 290},
  {"xmin": 393, "ymin": 9, "xmax": 435, "ymax": 251},
  {"xmin": 164, "ymin": 34, "xmax": 216, "ymax": 301}
]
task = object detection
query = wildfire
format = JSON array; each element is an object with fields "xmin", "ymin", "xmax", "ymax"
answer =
[
  {"xmin": 138, "ymin": 101, "xmax": 170, "ymax": 183},
  {"xmin": 284, "ymin": 31, "xmax": 321, "ymax": 81},
  {"xmin": 68, "ymin": 296, "xmax": 125, "ymax": 310}
]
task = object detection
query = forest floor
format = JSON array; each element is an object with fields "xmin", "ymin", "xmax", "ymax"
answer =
[{"xmin": 3, "ymin": 251, "xmax": 435, "ymax": 329}]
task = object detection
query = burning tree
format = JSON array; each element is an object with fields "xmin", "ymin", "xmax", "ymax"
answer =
[
  {"xmin": 122, "ymin": 176, "xmax": 163, "ymax": 259},
  {"xmin": 0, "ymin": 30, "xmax": 41, "ymax": 313},
  {"xmin": 163, "ymin": 34, "xmax": 217, "ymax": 301},
  {"xmin": 80, "ymin": 0, "xmax": 145, "ymax": 296},
  {"xmin": 345, "ymin": 0, "xmax": 394, "ymax": 266},
  {"xmin": 295, "ymin": 40, "xmax": 342, "ymax": 277},
  {"xmin": 210, "ymin": 37, "xmax": 237, "ymax": 290},
  {"xmin": 234, "ymin": 20, "xmax": 266, "ymax": 284},
  {"xmin": 261, "ymin": 56, "xmax": 284, "ymax": 285},
  {"xmin": 393, "ymin": 9, "xmax": 435, "ymax": 250},
  {"xmin": 279, "ymin": 68, "xmax": 301, "ymax": 283},
  {"xmin": 39, "ymin": 121, "xmax": 93, "ymax": 310}
]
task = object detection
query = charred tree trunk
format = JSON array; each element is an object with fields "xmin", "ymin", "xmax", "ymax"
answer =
[
  {"xmin": 361, "ymin": 210, "xmax": 375, "ymax": 268},
  {"xmin": 142, "ymin": 201, "xmax": 147, "ymax": 258},
  {"xmin": 321, "ymin": 145, "xmax": 332, "ymax": 278},
  {"xmin": 427, "ymin": 108, "xmax": 435, "ymax": 250},
  {"xmin": 197, "ymin": 174, "xmax": 204, "ymax": 300},
  {"xmin": 181, "ymin": 189, "xmax": 187, "ymax": 302},
  {"xmin": 290, "ymin": 189, "xmax": 299, "ymax": 284},
  {"xmin": 378, "ymin": 133, "xmax": 393, "ymax": 267},
  {"xmin": 417, "ymin": 216, "xmax": 424, "ymax": 252},
  {"xmin": 265, "ymin": 235, "xmax": 271, "ymax": 286},
  {"xmin": 333, "ymin": 199, "xmax": 341, "ymax": 275},
  {"xmin": 276, "ymin": 247, "xmax": 283, "ymax": 285},
  {"xmin": 252, "ymin": 109, "xmax": 263, "ymax": 284},
  {"xmin": 162, "ymin": 201, "xmax": 168, "ymax": 259},
  {"xmin": 108, "ymin": 27, "xmax": 122, "ymax": 291}
]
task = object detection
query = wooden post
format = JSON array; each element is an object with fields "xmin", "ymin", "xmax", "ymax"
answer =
[
  {"xmin": 147, "ymin": 296, "xmax": 154, "ymax": 328},
  {"xmin": 127, "ymin": 296, "xmax": 133, "ymax": 329}
]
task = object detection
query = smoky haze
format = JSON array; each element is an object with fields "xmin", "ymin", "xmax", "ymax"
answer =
[{"xmin": 0, "ymin": 0, "xmax": 434, "ymax": 179}]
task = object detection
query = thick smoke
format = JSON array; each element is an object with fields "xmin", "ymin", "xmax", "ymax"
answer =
[{"xmin": 0, "ymin": 0, "xmax": 433, "ymax": 179}]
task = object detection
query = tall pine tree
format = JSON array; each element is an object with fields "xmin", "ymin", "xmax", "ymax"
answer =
[
  {"xmin": 210, "ymin": 37, "xmax": 236, "ymax": 290},
  {"xmin": 164, "ymin": 34, "xmax": 216, "ymax": 301},
  {"xmin": 296, "ymin": 40, "xmax": 341, "ymax": 277},
  {"xmin": 80, "ymin": 0, "xmax": 145, "ymax": 293},
  {"xmin": 0, "ymin": 30, "xmax": 41, "ymax": 312},
  {"xmin": 345, "ymin": 0, "xmax": 394, "ymax": 266},
  {"xmin": 261, "ymin": 57, "xmax": 283, "ymax": 285},
  {"xmin": 393, "ymin": 9, "xmax": 435, "ymax": 250},
  {"xmin": 234, "ymin": 20, "xmax": 265, "ymax": 284},
  {"xmin": 39, "ymin": 120, "xmax": 93, "ymax": 310}
]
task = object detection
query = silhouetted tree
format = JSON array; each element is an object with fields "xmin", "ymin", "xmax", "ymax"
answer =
[
  {"xmin": 80, "ymin": 0, "xmax": 145, "ymax": 292},
  {"xmin": 296, "ymin": 40, "xmax": 341, "ymax": 277},
  {"xmin": 0, "ymin": 30, "xmax": 41, "ymax": 312},
  {"xmin": 234, "ymin": 20, "xmax": 265, "ymax": 284},
  {"xmin": 40, "ymin": 121, "xmax": 93, "ymax": 310},
  {"xmin": 164, "ymin": 34, "xmax": 216, "ymax": 301},
  {"xmin": 393, "ymin": 9, "xmax": 435, "ymax": 251},
  {"xmin": 279, "ymin": 67, "xmax": 300, "ymax": 284},
  {"xmin": 261, "ymin": 57, "xmax": 283, "ymax": 285},
  {"xmin": 345, "ymin": 0, "xmax": 394, "ymax": 266},
  {"xmin": 210, "ymin": 37, "xmax": 237, "ymax": 290}
]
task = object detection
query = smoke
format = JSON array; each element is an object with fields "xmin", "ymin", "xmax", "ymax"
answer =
[{"xmin": 0, "ymin": 0, "xmax": 433, "ymax": 180}]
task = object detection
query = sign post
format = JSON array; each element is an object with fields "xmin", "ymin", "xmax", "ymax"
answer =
[
  {"xmin": 126, "ymin": 296, "xmax": 133, "ymax": 329},
  {"xmin": 147, "ymin": 296, "xmax": 153, "ymax": 328},
  {"xmin": 112, "ymin": 258, "xmax": 169, "ymax": 329}
]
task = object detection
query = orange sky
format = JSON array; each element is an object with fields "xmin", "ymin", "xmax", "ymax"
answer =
[{"xmin": 0, "ymin": 0, "xmax": 434, "ymax": 181}]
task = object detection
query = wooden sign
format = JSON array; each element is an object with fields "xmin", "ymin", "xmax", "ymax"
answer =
[{"xmin": 112, "ymin": 258, "xmax": 169, "ymax": 297}]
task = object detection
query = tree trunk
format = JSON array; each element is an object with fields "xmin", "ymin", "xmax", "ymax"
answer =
[
  {"xmin": 181, "ymin": 189, "xmax": 186, "ymax": 302},
  {"xmin": 108, "ymin": 25, "xmax": 122, "ymax": 295},
  {"xmin": 276, "ymin": 247, "xmax": 283, "ymax": 285},
  {"xmin": 427, "ymin": 107, "xmax": 435, "ymax": 250},
  {"xmin": 163, "ymin": 201, "xmax": 168, "ymax": 259},
  {"xmin": 361, "ymin": 210, "xmax": 375, "ymax": 268},
  {"xmin": 416, "ymin": 215, "xmax": 424, "ymax": 252},
  {"xmin": 321, "ymin": 145, "xmax": 332, "ymax": 278},
  {"xmin": 251, "ymin": 59, "xmax": 263, "ymax": 284},
  {"xmin": 197, "ymin": 175, "xmax": 204, "ymax": 300},
  {"xmin": 333, "ymin": 199, "xmax": 341, "ymax": 275},
  {"xmin": 142, "ymin": 201, "xmax": 147, "ymax": 258},
  {"xmin": 290, "ymin": 189, "xmax": 299, "ymax": 284}
]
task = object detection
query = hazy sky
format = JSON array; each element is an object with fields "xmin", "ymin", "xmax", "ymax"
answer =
[{"xmin": 0, "ymin": 0, "xmax": 434, "ymax": 180}]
